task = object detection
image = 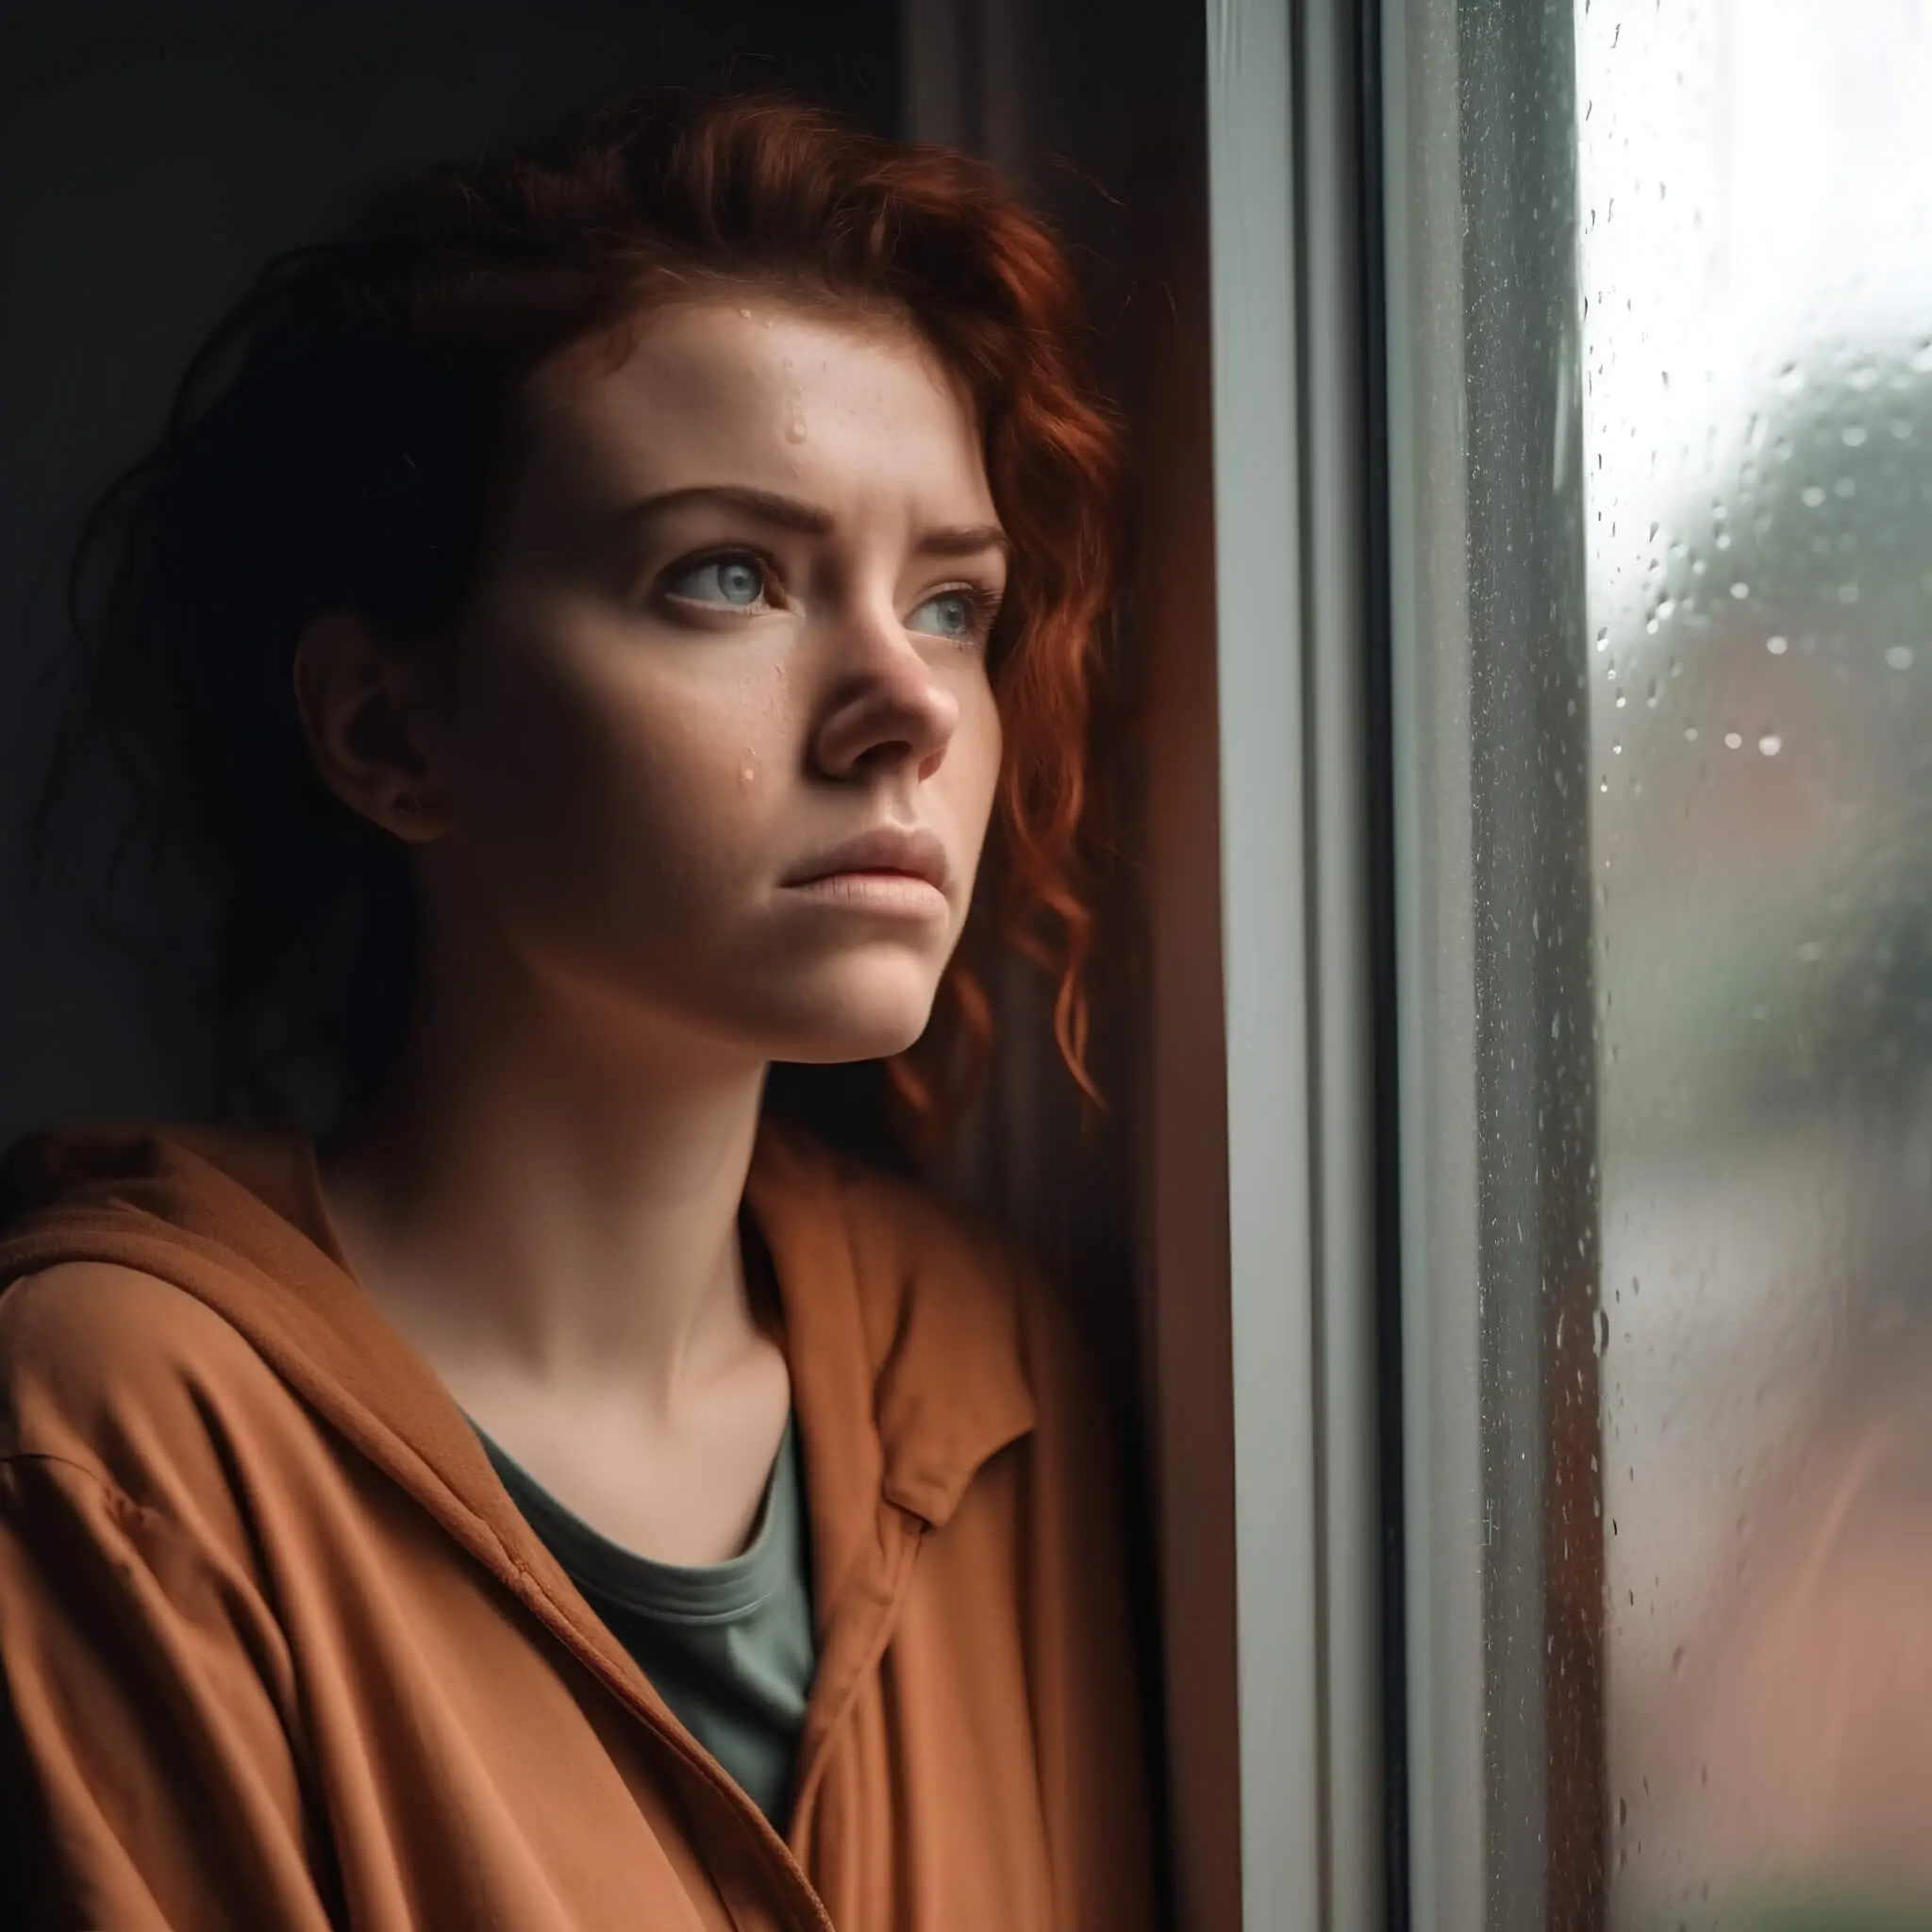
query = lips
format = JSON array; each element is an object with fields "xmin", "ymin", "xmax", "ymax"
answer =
[{"xmin": 781, "ymin": 824, "xmax": 950, "ymax": 891}]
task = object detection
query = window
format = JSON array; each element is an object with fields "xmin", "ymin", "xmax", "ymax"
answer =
[{"xmin": 1388, "ymin": 1, "xmax": 1932, "ymax": 1923}]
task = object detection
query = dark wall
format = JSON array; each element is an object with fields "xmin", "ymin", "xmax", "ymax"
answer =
[{"xmin": 0, "ymin": 0, "xmax": 897, "ymax": 1147}]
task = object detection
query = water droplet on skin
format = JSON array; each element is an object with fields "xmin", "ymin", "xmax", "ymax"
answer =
[
  {"xmin": 1757, "ymin": 734, "xmax": 1781, "ymax": 757},
  {"xmin": 1766, "ymin": 635, "xmax": 1789, "ymax": 655},
  {"xmin": 738, "ymin": 750, "xmax": 759, "ymax": 789},
  {"xmin": 1671, "ymin": 1646, "xmax": 1687, "ymax": 1676},
  {"xmin": 784, "ymin": 404, "xmax": 808, "ymax": 444},
  {"xmin": 1724, "ymin": 731, "xmax": 1743, "ymax": 749},
  {"xmin": 737, "ymin": 307, "xmax": 752, "ymax": 319}
]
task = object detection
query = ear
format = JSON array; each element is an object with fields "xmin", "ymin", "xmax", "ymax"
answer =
[{"xmin": 291, "ymin": 609, "xmax": 453, "ymax": 842}]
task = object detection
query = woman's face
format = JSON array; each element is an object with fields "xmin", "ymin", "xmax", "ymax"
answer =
[{"xmin": 415, "ymin": 292, "xmax": 1007, "ymax": 1066}]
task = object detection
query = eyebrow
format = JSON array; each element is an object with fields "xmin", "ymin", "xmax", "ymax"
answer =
[{"xmin": 620, "ymin": 484, "xmax": 1010, "ymax": 559}]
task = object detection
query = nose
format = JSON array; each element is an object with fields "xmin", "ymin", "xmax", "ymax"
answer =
[{"xmin": 808, "ymin": 597, "xmax": 963, "ymax": 785}]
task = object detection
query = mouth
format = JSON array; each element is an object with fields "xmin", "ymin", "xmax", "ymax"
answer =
[
  {"xmin": 781, "ymin": 870, "xmax": 950, "ymax": 919},
  {"xmin": 779, "ymin": 824, "xmax": 951, "ymax": 921},
  {"xmin": 781, "ymin": 824, "xmax": 951, "ymax": 893}
]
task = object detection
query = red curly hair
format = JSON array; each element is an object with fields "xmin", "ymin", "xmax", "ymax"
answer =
[{"xmin": 36, "ymin": 89, "xmax": 1125, "ymax": 1157}]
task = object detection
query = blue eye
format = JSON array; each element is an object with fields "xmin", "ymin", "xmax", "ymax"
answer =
[
  {"xmin": 668, "ymin": 556, "xmax": 769, "ymax": 608},
  {"xmin": 910, "ymin": 589, "xmax": 989, "ymax": 643}
]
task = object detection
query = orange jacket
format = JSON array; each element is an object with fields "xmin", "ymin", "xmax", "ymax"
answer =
[{"xmin": 0, "ymin": 1115, "xmax": 1155, "ymax": 1931}]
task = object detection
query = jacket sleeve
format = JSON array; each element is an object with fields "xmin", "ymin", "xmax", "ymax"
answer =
[
  {"xmin": 0, "ymin": 1451, "xmax": 340, "ymax": 1932},
  {"xmin": 1016, "ymin": 1268, "xmax": 1160, "ymax": 1932}
]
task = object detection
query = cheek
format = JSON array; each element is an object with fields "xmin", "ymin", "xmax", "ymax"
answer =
[
  {"xmin": 447, "ymin": 617, "xmax": 782, "ymax": 912},
  {"xmin": 956, "ymin": 681, "xmax": 1005, "ymax": 842}
]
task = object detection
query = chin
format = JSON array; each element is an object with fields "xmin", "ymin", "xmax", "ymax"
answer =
[
  {"xmin": 760, "ymin": 960, "xmax": 943, "ymax": 1066},
  {"xmin": 779, "ymin": 1009, "xmax": 936, "ymax": 1067}
]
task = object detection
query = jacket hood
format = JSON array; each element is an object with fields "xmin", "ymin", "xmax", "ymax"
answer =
[{"xmin": 0, "ymin": 1112, "xmax": 1039, "ymax": 1633}]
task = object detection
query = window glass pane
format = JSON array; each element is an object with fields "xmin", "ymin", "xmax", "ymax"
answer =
[
  {"xmin": 1583, "ymin": 4, "xmax": 1932, "ymax": 1925},
  {"xmin": 1389, "ymin": 2, "xmax": 1932, "ymax": 1924}
]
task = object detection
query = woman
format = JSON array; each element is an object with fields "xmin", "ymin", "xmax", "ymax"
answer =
[{"xmin": 0, "ymin": 90, "xmax": 1153, "ymax": 1930}]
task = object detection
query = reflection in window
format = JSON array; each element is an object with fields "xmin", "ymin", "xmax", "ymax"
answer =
[{"xmin": 1582, "ymin": 2, "xmax": 1932, "ymax": 1925}]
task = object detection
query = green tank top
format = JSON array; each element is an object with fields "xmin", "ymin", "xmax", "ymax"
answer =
[{"xmin": 470, "ymin": 1410, "xmax": 816, "ymax": 1829}]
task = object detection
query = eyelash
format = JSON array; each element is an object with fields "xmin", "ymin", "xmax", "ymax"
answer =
[{"xmin": 658, "ymin": 548, "xmax": 1005, "ymax": 650}]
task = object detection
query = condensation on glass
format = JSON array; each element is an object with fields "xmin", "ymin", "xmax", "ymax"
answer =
[
  {"xmin": 1584, "ymin": 4, "xmax": 1932, "ymax": 1926},
  {"xmin": 1390, "ymin": 1, "xmax": 1932, "ymax": 1925}
]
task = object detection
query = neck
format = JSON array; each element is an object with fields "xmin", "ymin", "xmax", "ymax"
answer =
[{"xmin": 317, "ymin": 922, "xmax": 772, "ymax": 1411}]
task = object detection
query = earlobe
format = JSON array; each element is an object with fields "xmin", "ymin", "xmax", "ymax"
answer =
[{"xmin": 291, "ymin": 608, "xmax": 450, "ymax": 841}]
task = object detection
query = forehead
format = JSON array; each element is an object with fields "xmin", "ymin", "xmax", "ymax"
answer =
[{"xmin": 516, "ymin": 294, "xmax": 997, "ymax": 529}]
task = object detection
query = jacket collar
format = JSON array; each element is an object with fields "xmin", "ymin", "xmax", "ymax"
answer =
[{"xmin": 0, "ymin": 1114, "xmax": 1037, "ymax": 1624}]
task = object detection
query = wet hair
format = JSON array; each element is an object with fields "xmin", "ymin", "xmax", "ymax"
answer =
[{"xmin": 27, "ymin": 87, "xmax": 1125, "ymax": 1160}]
